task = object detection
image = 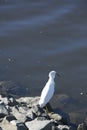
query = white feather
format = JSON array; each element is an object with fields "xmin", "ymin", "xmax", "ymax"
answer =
[{"xmin": 39, "ymin": 71, "xmax": 56, "ymax": 108}]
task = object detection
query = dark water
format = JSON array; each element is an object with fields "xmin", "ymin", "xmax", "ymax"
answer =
[{"xmin": 0, "ymin": 0, "xmax": 87, "ymax": 124}]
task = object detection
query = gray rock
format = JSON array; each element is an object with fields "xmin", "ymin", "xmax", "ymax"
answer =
[
  {"xmin": 0, "ymin": 101, "xmax": 9, "ymax": 118},
  {"xmin": 77, "ymin": 123, "xmax": 87, "ymax": 130},
  {"xmin": 0, "ymin": 81, "xmax": 26, "ymax": 97},
  {"xmin": 32, "ymin": 105, "xmax": 45, "ymax": 116},
  {"xmin": 57, "ymin": 125, "xmax": 71, "ymax": 130},
  {"xmin": 18, "ymin": 106, "xmax": 29, "ymax": 114},
  {"xmin": 26, "ymin": 109, "xmax": 36, "ymax": 121},
  {"xmin": 25, "ymin": 119, "xmax": 54, "ymax": 130},
  {"xmin": 16, "ymin": 96, "xmax": 40, "ymax": 107},
  {"xmin": 11, "ymin": 106, "xmax": 27, "ymax": 122},
  {"xmin": 84, "ymin": 118, "xmax": 87, "ymax": 125},
  {"xmin": 16, "ymin": 123, "xmax": 28, "ymax": 130}
]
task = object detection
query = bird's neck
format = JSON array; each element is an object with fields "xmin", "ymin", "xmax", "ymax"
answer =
[{"xmin": 48, "ymin": 77, "xmax": 54, "ymax": 83}]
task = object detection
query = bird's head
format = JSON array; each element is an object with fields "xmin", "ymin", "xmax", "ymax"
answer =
[
  {"xmin": 49, "ymin": 71, "xmax": 56, "ymax": 79},
  {"xmin": 49, "ymin": 70, "xmax": 61, "ymax": 79}
]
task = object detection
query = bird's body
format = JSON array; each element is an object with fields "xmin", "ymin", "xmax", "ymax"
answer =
[{"xmin": 39, "ymin": 71, "xmax": 57, "ymax": 108}]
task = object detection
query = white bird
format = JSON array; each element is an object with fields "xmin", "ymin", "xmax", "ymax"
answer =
[{"xmin": 39, "ymin": 70, "xmax": 60, "ymax": 108}]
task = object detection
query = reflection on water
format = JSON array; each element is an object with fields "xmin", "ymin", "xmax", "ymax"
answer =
[{"xmin": 0, "ymin": 0, "xmax": 87, "ymax": 123}]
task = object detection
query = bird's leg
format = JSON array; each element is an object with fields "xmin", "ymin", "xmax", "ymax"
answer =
[
  {"xmin": 45, "ymin": 106, "xmax": 49, "ymax": 113},
  {"xmin": 44, "ymin": 103, "xmax": 54, "ymax": 114}
]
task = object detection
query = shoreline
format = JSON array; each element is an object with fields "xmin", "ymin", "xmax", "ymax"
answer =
[{"xmin": 0, "ymin": 81, "xmax": 87, "ymax": 130}]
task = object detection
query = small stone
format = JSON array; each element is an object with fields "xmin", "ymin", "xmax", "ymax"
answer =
[
  {"xmin": 48, "ymin": 112, "xmax": 62, "ymax": 121},
  {"xmin": 8, "ymin": 58, "xmax": 11, "ymax": 62},
  {"xmin": 77, "ymin": 123, "xmax": 87, "ymax": 130},
  {"xmin": 80, "ymin": 92, "xmax": 83, "ymax": 95},
  {"xmin": 0, "ymin": 101, "xmax": 9, "ymax": 118},
  {"xmin": 57, "ymin": 125, "xmax": 71, "ymax": 130}
]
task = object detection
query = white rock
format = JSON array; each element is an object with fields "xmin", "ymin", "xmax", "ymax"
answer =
[
  {"xmin": 25, "ymin": 119, "xmax": 53, "ymax": 130},
  {"xmin": 58, "ymin": 125, "xmax": 70, "ymax": 130}
]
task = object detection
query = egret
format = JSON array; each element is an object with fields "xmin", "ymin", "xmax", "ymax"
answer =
[{"xmin": 39, "ymin": 70, "xmax": 60, "ymax": 108}]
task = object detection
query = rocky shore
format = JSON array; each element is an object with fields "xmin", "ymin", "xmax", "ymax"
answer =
[{"xmin": 0, "ymin": 81, "xmax": 87, "ymax": 130}]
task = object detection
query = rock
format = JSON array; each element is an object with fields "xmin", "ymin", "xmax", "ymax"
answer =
[
  {"xmin": 0, "ymin": 81, "xmax": 26, "ymax": 97},
  {"xmin": 1, "ymin": 119, "xmax": 28, "ymax": 130},
  {"xmin": 57, "ymin": 125, "xmax": 71, "ymax": 130},
  {"xmin": 84, "ymin": 118, "xmax": 87, "ymax": 125},
  {"xmin": 26, "ymin": 105, "xmax": 50, "ymax": 121},
  {"xmin": 0, "ymin": 95, "xmax": 9, "ymax": 105},
  {"xmin": 16, "ymin": 123, "xmax": 28, "ymax": 130},
  {"xmin": 0, "ymin": 101, "xmax": 9, "ymax": 118},
  {"xmin": 0, "ymin": 94, "xmax": 81, "ymax": 130},
  {"xmin": 11, "ymin": 106, "xmax": 27, "ymax": 122},
  {"xmin": 3, "ymin": 115, "xmax": 17, "ymax": 123},
  {"xmin": 16, "ymin": 96, "xmax": 40, "ymax": 107},
  {"xmin": 8, "ymin": 97, "xmax": 19, "ymax": 106},
  {"xmin": 32, "ymin": 105, "xmax": 45, "ymax": 116},
  {"xmin": 25, "ymin": 119, "xmax": 54, "ymax": 130},
  {"xmin": 18, "ymin": 106, "xmax": 29, "ymax": 114},
  {"xmin": 77, "ymin": 123, "xmax": 87, "ymax": 130},
  {"xmin": 26, "ymin": 109, "xmax": 36, "ymax": 121},
  {"xmin": 48, "ymin": 112, "xmax": 62, "ymax": 122},
  {"xmin": 10, "ymin": 120, "xmax": 21, "ymax": 125}
]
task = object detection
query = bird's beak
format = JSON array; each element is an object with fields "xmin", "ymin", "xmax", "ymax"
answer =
[{"xmin": 56, "ymin": 73, "xmax": 61, "ymax": 78}]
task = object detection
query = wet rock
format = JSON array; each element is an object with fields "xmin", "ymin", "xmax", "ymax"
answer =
[
  {"xmin": 0, "ymin": 81, "xmax": 26, "ymax": 97},
  {"xmin": 25, "ymin": 119, "xmax": 54, "ymax": 130},
  {"xmin": 77, "ymin": 123, "xmax": 87, "ymax": 130},
  {"xmin": 0, "ymin": 101, "xmax": 9, "ymax": 118},
  {"xmin": 84, "ymin": 118, "xmax": 87, "ymax": 125}
]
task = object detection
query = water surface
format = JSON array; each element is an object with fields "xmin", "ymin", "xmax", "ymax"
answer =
[{"xmin": 0, "ymin": 0, "xmax": 87, "ymax": 124}]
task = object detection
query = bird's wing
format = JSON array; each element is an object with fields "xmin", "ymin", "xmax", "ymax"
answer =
[{"xmin": 39, "ymin": 82, "xmax": 54, "ymax": 106}]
